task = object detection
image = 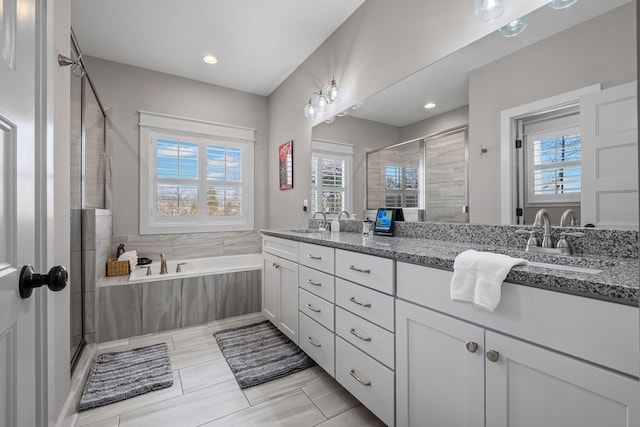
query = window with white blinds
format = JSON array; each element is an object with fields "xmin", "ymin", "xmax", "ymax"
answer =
[
  {"xmin": 524, "ymin": 111, "xmax": 581, "ymax": 205},
  {"xmin": 139, "ymin": 111, "xmax": 254, "ymax": 234},
  {"xmin": 311, "ymin": 140, "xmax": 353, "ymax": 216},
  {"xmin": 384, "ymin": 165, "xmax": 419, "ymax": 208}
]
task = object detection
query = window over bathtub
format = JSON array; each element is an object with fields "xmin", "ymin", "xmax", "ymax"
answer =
[{"xmin": 139, "ymin": 111, "xmax": 255, "ymax": 234}]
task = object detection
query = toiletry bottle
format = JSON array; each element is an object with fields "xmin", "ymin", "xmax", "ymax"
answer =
[
  {"xmin": 116, "ymin": 243, "xmax": 125, "ymax": 257},
  {"xmin": 331, "ymin": 218, "xmax": 340, "ymax": 233}
]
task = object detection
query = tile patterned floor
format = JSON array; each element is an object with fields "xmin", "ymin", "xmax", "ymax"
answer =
[{"xmin": 74, "ymin": 313, "xmax": 385, "ymax": 427}]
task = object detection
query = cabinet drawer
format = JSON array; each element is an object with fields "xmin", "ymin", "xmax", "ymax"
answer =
[
  {"xmin": 335, "ymin": 249, "xmax": 393, "ymax": 294},
  {"xmin": 299, "ymin": 265, "xmax": 335, "ymax": 303},
  {"xmin": 299, "ymin": 313, "xmax": 335, "ymax": 377},
  {"xmin": 336, "ymin": 278, "xmax": 394, "ymax": 332},
  {"xmin": 336, "ymin": 307, "xmax": 394, "ymax": 369},
  {"xmin": 299, "ymin": 242, "xmax": 335, "ymax": 274},
  {"xmin": 336, "ymin": 337, "xmax": 394, "ymax": 426},
  {"xmin": 299, "ymin": 288, "xmax": 334, "ymax": 331},
  {"xmin": 262, "ymin": 236, "xmax": 299, "ymax": 262}
]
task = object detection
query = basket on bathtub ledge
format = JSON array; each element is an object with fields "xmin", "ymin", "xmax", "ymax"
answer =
[{"xmin": 106, "ymin": 258, "xmax": 130, "ymax": 276}]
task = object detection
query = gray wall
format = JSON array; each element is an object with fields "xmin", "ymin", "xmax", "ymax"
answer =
[
  {"xmin": 312, "ymin": 116, "xmax": 399, "ymax": 218},
  {"xmin": 266, "ymin": 0, "xmax": 549, "ymax": 229},
  {"xmin": 468, "ymin": 3, "xmax": 637, "ymax": 224},
  {"xmin": 399, "ymin": 105, "xmax": 469, "ymax": 143},
  {"xmin": 83, "ymin": 56, "xmax": 269, "ymax": 239}
]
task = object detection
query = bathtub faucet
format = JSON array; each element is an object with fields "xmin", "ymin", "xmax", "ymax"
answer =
[{"xmin": 160, "ymin": 253, "xmax": 168, "ymax": 274}]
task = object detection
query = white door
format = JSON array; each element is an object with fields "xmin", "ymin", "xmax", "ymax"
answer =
[
  {"xmin": 485, "ymin": 331, "xmax": 639, "ymax": 427},
  {"xmin": 581, "ymin": 81, "xmax": 638, "ymax": 228},
  {"xmin": 396, "ymin": 300, "xmax": 484, "ymax": 427},
  {"xmin": 262, "ymin": 253, "xmax": 280, "ymax": 324},
  {"xmin": 277, "ymin": 257, "xmax": 298, "ymax": 345},
  {"xmin": 0, "ymin": 0, "xmax": 40, "ymax": 425}
]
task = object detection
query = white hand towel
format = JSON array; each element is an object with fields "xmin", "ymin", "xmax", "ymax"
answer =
[
  {"xmin": 450, "ymin": 249, "xmax": 528, "ymax": 312},
  {"xmin": 117, "ymin": 250, "xmax": 138, "ymax": 271}
]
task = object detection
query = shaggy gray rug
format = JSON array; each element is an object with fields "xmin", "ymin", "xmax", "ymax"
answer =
[
  {"xmin": 214, "ymin": 320, "xmax": 315, "ymax": 389},
  {"xmin": 78, "ymin": 343, "xmax": 173, "ymax": 411}
]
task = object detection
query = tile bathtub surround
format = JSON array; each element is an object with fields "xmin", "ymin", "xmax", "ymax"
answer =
[
  {"xmin": 97, "ymin": 270, "xmax": 262, "ymax": 342},
  {"xmin": 76, "ymin": 313, "xmax": 383, "ymax": 427},
  {"xmin": 111, "ymin": 230, "xmax": 262, "ymax": 262},
  {"xmin": 308, "ymin": 219, "xmax": 638, "ymax": 259}
]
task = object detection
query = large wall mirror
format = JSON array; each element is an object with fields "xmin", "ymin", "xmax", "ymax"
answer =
[{"xmin": 311, "ymin": 0, "xmax": 637, "ymax": 228}]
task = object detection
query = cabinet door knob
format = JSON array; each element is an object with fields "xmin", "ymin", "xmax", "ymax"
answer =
[
  {"xmin": 487, "ymin": 350, "xmax": 500, "ymax": 363},
  {"xmin": 465, "ymin": 342, "xmax": 478, "ymax": 353}
]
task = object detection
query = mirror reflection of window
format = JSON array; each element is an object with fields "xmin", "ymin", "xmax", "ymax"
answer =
[{"xmin": 310, "ymin": 140, "xmax": 353, "ymax": 216}]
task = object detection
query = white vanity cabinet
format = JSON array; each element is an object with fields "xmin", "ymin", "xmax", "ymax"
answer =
[
  {"xmin": 262, "ymin": 236, "xmax": 299, "ymax": 344},
  {"xmin": 396, "ymin": 262, "xmax": 640, "ymax": 427}
]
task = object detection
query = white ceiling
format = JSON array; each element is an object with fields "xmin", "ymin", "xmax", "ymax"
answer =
[
  {"xmin": 348, "ymin": 0, "xmax": 632, "ymax": 127},
  {"xmin": 71, "ymin": 0, "xmax": 365, "ymax": 96}
]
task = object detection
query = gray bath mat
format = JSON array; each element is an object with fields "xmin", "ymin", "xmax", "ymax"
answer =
[
  {"xmin": 78, "ymin": 343, "xmax": 173, "ymax": 411},
  {"xmin": 214, "ymin": 320, "xmax": 315, "ymax": 389}
]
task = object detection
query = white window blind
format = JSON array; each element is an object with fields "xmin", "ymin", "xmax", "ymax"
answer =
[
  {"xmin": 524, "ymin": 111, "xmax": 581, "ymax": 205},
  {"xmin": 139, "ymin": 111, "xmax": 254, "ymax": 234},
  {"xmin": 384, "ymin": 165, "xmax": 419, "ymax": 208},
  {"xmin": 311, "ymin": 140, "xmax": 353, "ymax": 216}
]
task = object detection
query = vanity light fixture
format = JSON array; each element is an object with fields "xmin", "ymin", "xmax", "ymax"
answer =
[
  {"xmin": 202, "ymin": 55, "xmax": 218, "ymax": 64},
  {"xmin": 303, "ymin": 76, "xmax": 342, "ymax": 120},
  {"xmin": 474, "ymin": 0, "xmax": 507, "ymax": 22},
  {"xmin": 498, "ymin": 14, "xmax": 531, "ymax": 37},
  {"xmin": 424, "ymin": 102, "xmax": 436, "ymax": 109},
  {"xmin": 548, "ymin": 0, "xmax": 578, "ymax": 10}
]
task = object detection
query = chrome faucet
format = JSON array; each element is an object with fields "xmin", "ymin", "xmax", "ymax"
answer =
[
  {"xmin": 560, "ymin": 209, "xmax": 578, "ymax": 227},
  {"xmin": 160, "ymin": 253, "xmax": 168, "ymax": 274},
  {"xmin": 533, "ymin": 209, "xmax": 554, "ymax": 248},
  {"xmin": 338, "ymin": 210, "xmax": 350, "ymax": 220},
  {"xmin": 312, "ymin": 211, "xmax": 327, "ymax": 230}
]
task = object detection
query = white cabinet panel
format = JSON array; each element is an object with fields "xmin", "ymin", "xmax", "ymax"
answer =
[
  {"xmin": 336, "ymin": 278, "xmax": 395, "ymax": 331},
  {"xmin": 298, "ymin": 242, "xmax": 335, "ymax": 274},
  {"xmin": 262, "ymin": 253, "xmax": 280, "ymax": 324},
  {"xmin": 335, "ymin": 249, "xmax": 394, "ymax": 294},
  {"xmin": 335, "ymin": 307, "xmax": 394, "ymax": 369},
  {"xmin": 299, "ymin": 313, "xmax": 335, "ymax": 377},
  {"xmin": 486, "ymin": 331, "xmax": 639, "ymax": 427},
  {"xmin": 299, "ymin": 265, "xmax": 335, "ymax": 303},
  {"xmin": 279, "ymin": 258, "xmax": 299, "ymax": 344},
  {"xmin": 299, "ymin": 288, "xmax": 334, "ymax": 331},
  {"xmin": 263, "ymin": 235, "xmax": 299, "ymax": 262},
  {"xmin": 336, "ymin": 337, "xmax": 395, "ymax": 426},
  {"xmin": 396, "ymin": 300, "xmax": 484, "ymax": 427}
]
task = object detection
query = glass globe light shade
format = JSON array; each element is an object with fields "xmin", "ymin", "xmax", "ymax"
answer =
[
  {"xmin": 498, "ymin": 14, "xmax": 530, "ymax": 37},
  {"xmin": 548, "ymin": 0, "xmax": 578, "ymax": 10},
  {"xmin": 314, "ymin": 90, "xmax": 328, "ymax": 111},
  {"xmin": 304, "ymin": 100, "xmax": 317, "ymax": 120},
  {"xmin": 474, "ymin": 0, "xmax": 507, "ymax": 22},
  {"xmin": 327, "ymin": 78, "xmax": 340, "ymax": 104}
]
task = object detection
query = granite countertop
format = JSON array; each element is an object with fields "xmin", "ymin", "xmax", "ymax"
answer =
[{"xmin": 261, "ymin": 229, "xmax": 639, "ymax": 307}]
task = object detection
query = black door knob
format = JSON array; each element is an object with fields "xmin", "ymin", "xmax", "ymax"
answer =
[{"xmin": 19, "ymin": 265, "xmax": 68, "ymax": 299}]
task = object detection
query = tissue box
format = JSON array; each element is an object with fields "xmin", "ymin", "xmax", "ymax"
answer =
[{"xmin": 106, "ymin": 258, "xmax": 130, "ymax": 276}]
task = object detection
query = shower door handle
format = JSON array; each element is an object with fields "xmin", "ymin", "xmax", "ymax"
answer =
[{"xmin": 19, "ymin": 265, "xmax": 68, "ymax": 299}]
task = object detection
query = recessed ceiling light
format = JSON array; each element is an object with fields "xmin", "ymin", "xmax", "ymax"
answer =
[
  {"xmin": 424, "ymin": 102, "xmax": 436, "ymax": 109},
  {"xmin": 203, "ymin": 55, "xmax": 218, "ymax": 65}
]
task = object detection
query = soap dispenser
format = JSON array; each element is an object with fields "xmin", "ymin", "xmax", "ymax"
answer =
[{"xmin": 331, "ymin": 218, "xmax": 340, "ymax": 233}]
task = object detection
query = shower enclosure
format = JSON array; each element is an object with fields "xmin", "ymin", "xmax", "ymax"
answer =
[{"xmin": 69, "ymin": 30, "xmax": 109, "ymax": 370}]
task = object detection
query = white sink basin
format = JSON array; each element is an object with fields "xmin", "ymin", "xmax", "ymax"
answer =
[{"xmin": 527, "ymin": 261, "xmax": 603, "ymax": 275}]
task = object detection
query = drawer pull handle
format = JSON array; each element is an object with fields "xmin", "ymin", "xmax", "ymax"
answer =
[
  {"xmin": 307, "ymin": 254, "xmax": 322, "ymax": 260},
  {"xmin": 487, "ymin": 350, "xmax": 500, "ymax": 363},
  {"xmin": 349, "ymin": 369, "xmax": 371, "ymax": 386},
  {"xmin": 465, "ymin": 342, "xmax": 478, "ymax": 353},
  {"xmin": 307, "ymin": 304, "xmax": 321, "ymax": 313},
  {"xmin": 306, "ymin": 279, "xmax": 322, "ymax": 286},
  {"xmin": 349, "ymin": 265, "xmax": 371, "ymax": 274},
  {"xmin": 306, "ymin": 336, "xmax": 321, "ymax": 348},
  {"xmin": 349, "ymin": 296, "xmax": 371, "ymax": 308},
  {"xmin": 350, "ymin": 328, "xmax": 372, "ymax": 342}
]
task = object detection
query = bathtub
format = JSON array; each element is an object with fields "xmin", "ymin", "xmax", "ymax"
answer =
[
  {"xmin": 96, "ymin": 253, "xmax": 263, "ymax": 342},
  {"xmin": 128, "ymin": 253, "xmax": 262, "ymax": 283}
]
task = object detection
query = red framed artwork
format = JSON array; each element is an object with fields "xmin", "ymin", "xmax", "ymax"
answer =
[{"xmin": 279, "ymin": 140, "xmax": 293, "ymax": 190}]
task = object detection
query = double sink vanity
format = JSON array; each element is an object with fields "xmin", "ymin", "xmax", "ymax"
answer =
[{"xmin": 260, "ymin": 222, "xmax": 639, "ymax": 427}]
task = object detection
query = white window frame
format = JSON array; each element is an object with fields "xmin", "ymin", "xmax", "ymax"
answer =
[
  {"xmin": 139, "ymin": 111, "xmax": 255, "ymax": 234},
  {"xmin": 311, "ymin": 139, "xmax": 353, "ymax": 218},
  {"xmin": 525, "ymin": 124, "xmax": 581, "ymax": 205}
]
